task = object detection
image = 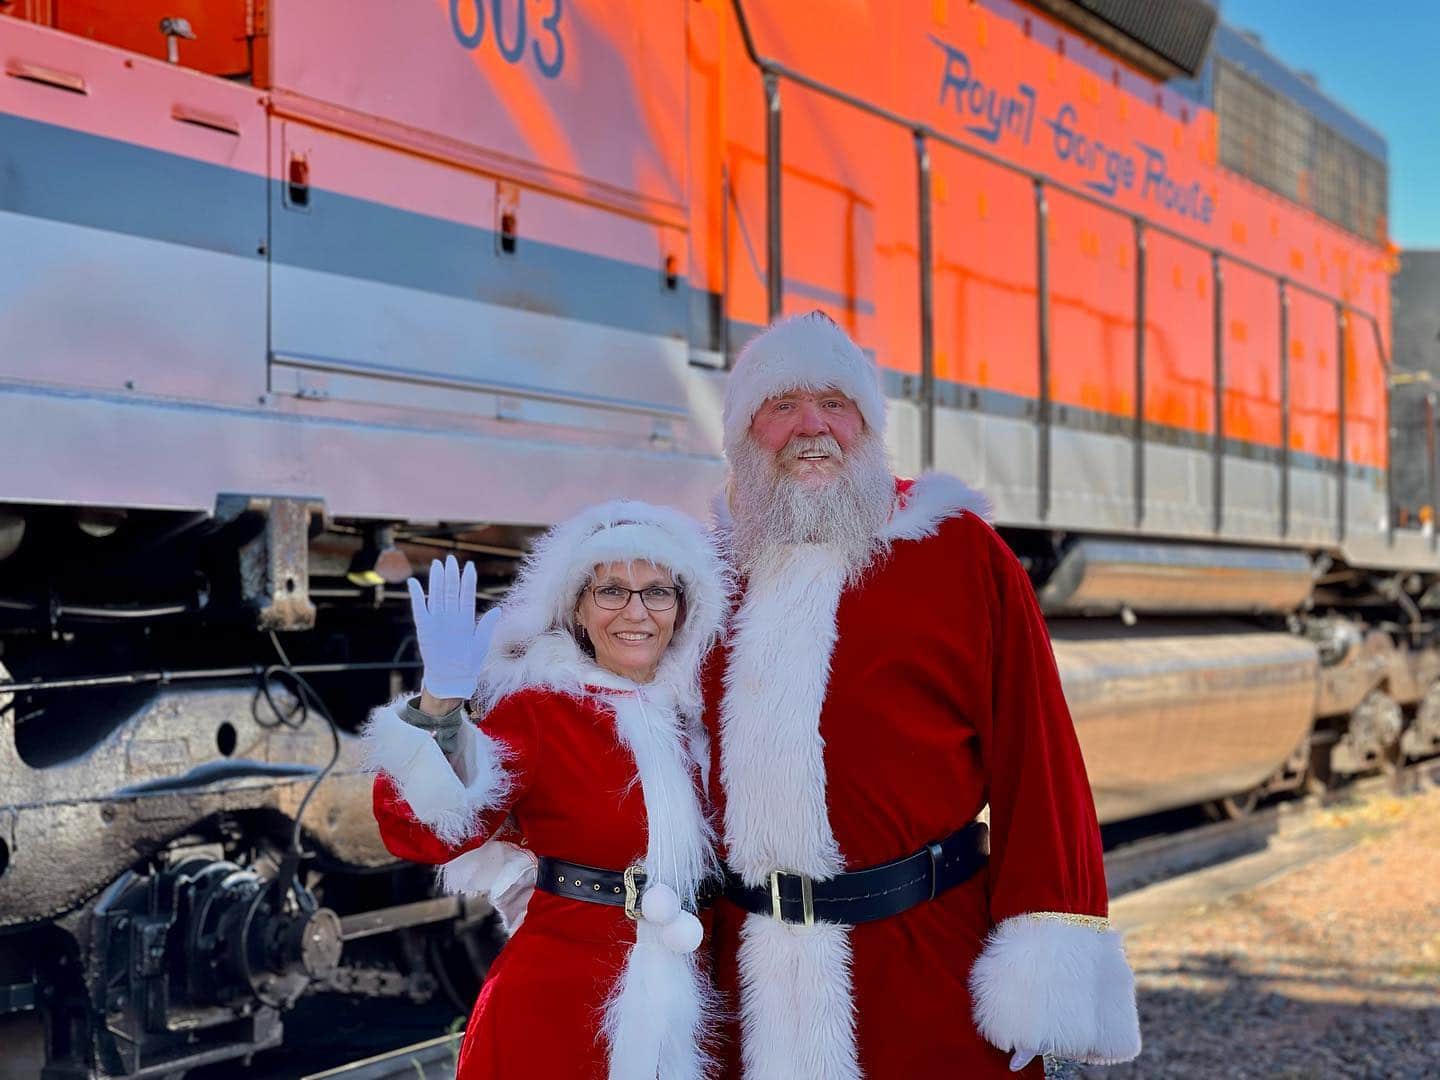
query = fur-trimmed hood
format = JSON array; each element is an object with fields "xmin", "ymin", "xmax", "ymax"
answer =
[{"xmin": 476, "ymin": 500, "xmax": 731, "ymax": 718}]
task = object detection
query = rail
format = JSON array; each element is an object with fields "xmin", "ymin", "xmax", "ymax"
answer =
[{"xmin": 727, "ymin": 0, "xmax": 1393, "ymax": 543}]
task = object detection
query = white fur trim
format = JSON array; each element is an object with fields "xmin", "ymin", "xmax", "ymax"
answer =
[
  {"xmin": 970, "ymin": 914, "xmax": 1142, "ymax": 1065},
  {"xmin": 360, "ymin": 698, "xmax": 511, "ymax": 848},
  {"xmin": 602, "ymin": 921, "xmax": 715, "ymax": 1080},
  {"xmin": 478, "ymin": 500, "xmax": 729, "ymax": 723},
  {"xmin": 598, "ymin": 686, "xmax": 718, "ymax": 1080},
  {"xmin": 606, "ymin": 687, "xmax": 718, "ymax": 905},
  {"xmin": 718, "ymin": 544, "xmax": 860, "ymax": 1078},
  {"xmin": 885, "ymin": 471, "xmax": 993, "ymax": 541},
  {"xmin": 437, "ymin": 840, "xmax": 537, "ymax": 933},
  {"xmin": 722, "ymin": 312, "xmax": 886, "ymax": 456},
  {"xmin": 737, "ymin": 918, "xmax": 861, "ymax": 1080}
]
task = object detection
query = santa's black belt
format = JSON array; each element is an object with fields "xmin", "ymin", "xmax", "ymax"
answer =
[
  {"xmin": 536, "ymin": 857, "xmax": 721, "ymax": 917},
  {"xmin": 722, "ymin": 821, "xmax": 989, "ymax": 927}
]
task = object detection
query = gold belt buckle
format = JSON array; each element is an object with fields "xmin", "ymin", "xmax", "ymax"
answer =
[
  {"xmin": 622, "ymin": 865, "xmax": 646, "ymax": 921},
  {"xmin": 768, "ymin": 869, "xmax": 814, "ymax": 927}
]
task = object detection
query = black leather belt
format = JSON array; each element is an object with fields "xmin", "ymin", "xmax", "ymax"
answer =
[
  {"xmin": 536, "ymin": 857, "xmax": 721, "ymax": 916},
  {"xmin": 723, "ymin": 821, "xmax": 989, "ymax": 927}
]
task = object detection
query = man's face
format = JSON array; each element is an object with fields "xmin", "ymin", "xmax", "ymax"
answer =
[{"xmin": 748, "ymin": 389, "xmax": 865, "ymax": 484}]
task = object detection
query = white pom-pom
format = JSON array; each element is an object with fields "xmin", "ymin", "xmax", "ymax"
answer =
[
  {"xmin": 661, "ymin": 911, "xmax": 703, "ymax": 953},
  {"xmin": 640, "ymin": 883, "xmax": 681, "ymax": 926}
]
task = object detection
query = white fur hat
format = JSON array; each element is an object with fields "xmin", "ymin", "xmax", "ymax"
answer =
[
  {"xmin": 722, "ymin": 310, "xmax": 886, "ymax": 455},
  {"xmin": 477, "ymin": 500, "xmax": 729, "ymax": 715}
]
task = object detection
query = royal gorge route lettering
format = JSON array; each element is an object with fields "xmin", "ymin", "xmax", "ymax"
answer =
[{"xmin": 932, "ymin": 36, "xmax": 1215, "ymax": 225}]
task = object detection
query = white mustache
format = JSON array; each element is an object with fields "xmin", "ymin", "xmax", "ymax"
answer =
[{"xmin": 781, "ymin": 436, "xmax": 844, "ymax": 464}]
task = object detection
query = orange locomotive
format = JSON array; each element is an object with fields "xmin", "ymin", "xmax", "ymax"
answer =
[{"xmin": 0, "ymin": 2, "xmax": 1433, "ymax": 1077}]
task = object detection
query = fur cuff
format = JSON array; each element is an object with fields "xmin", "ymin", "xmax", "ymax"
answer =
[
  {"xmin": 438, "ymin": 840, "xmax": 537, "ymax": 933},
  {"xmin": 360, "ymin": 698, "xmax": 511, "ymax": 847},
  {"xmin": 970, "ymin": 913, "xmax": 1141, "ymax": 1065}
]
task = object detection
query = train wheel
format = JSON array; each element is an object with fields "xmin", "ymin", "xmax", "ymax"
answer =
[
  {"xmin": 426, "ymin": 909, "xmax": 505, "ymax": 1015},
  {"xmin": 1204, "ymin": 786, "xmax": 1263, "ymax": 821}
]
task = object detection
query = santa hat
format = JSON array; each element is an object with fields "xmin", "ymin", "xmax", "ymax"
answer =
[
  {"xmin": 477, "ymin": 500, "xmax": 730, "ymax": 716},
  {"xmin": 722, "ymin": 310, "xmax": 886, "ymax": 456}
]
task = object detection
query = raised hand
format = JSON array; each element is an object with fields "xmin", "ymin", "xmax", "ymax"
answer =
[{"xmin": 406, "ymin": 555, "xmax": 492, "ymax": 701}]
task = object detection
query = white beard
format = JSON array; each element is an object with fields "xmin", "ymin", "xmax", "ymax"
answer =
[{"xmin": 727, "ymin": 431, "xmax": 894, "ymax": 583}]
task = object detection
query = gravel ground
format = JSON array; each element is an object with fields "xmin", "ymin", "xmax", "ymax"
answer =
[{"xmin": 1050, "ymin": 780, "xmax": 1440, "ymax": 1079}]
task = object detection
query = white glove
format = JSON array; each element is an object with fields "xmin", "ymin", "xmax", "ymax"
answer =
[
  {"xmin": 1009, "ymin": 1048, "xmax": 1039, "ymax": 1072},
  {"xmin": 406, "ymin": 555, "xmax": 497, "ymax": 700}
]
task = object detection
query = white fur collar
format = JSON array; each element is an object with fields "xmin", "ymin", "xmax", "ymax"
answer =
[{"xmin": 884, "ymin": 471, "xmax": 993, "ymax": 540}]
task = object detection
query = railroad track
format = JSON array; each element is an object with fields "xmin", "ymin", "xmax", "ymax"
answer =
[
  {"xmin": 240, "ymin": 761, "xmax": 1440, "ymax": 1080},
  {"xmin": 299, "ymin": 1036, "xmax": 462, "ymax": 1080}
]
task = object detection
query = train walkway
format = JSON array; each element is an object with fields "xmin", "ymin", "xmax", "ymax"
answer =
[{"xmin": 1060, "ymin": 772, "xmax": 1440, "ymax": 1079}]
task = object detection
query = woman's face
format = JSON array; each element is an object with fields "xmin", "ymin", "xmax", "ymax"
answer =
[{"xmin": 575, "ymin": 561, "xmax": 680, "ymax": 683}]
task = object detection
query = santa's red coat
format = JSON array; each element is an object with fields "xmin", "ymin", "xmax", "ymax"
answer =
[
  {"xmin": 701, "ymin": 474, "xmax": 1140, "ymax": 1078},
  {"xmin": 370, "ymin": 687, "xmax": 702, "ymax": 1080}
]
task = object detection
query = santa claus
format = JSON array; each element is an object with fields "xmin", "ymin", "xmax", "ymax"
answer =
[{"xmin": 703, "ymin": 311, "xmax": 1142, "ymax": 1077}]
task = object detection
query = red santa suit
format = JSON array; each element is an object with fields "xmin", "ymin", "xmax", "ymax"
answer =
[
  {"xmin": 704, "ymin": 312, "xmax": 1141, "ymax": 1078},
  {"xmin": 361, "ymin": 501, "xmax": 729, "ymax": 1080}
]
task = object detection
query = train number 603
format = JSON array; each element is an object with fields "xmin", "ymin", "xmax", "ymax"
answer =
[{"xmin": 449, "ymin": 0, "xmax": 565, "ymax": 79}]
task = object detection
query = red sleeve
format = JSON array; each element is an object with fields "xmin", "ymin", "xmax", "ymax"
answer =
[
  {"xmin": 976, "ymin": 523, "xmax": 1108, "ymax": 922},
  {"xmin": 965, "ymin": 519, "xmax": 1139, "ymax": 1063},
  {"xmin": 369, "ymin": 693, "xmax": 538, "ymax": 866}
]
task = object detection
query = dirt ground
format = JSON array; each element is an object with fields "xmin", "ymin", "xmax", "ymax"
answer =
[{"xmin": 1058, "ymin": 777, "xmax": 1440, "ymax": 1079}]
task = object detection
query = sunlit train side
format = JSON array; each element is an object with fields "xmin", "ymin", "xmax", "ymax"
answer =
[{"xmin": 0, "ymin": 2, "xmax": 1435, "ymax": 1077}]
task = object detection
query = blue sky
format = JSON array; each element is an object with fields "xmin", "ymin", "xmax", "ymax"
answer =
[{"xmin": 1220, "ymin": 0, "xmax": 1440, "ymax": 249}]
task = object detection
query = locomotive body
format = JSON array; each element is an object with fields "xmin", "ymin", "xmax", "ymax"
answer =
[{"xmin": 1, "ymin": 2, "xmax": 1434, "ymax": 1075}]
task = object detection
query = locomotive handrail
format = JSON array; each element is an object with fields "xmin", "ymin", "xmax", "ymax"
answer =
[
  {"xmin": 728, "ymin": 0, "xmax": 1389, "ymax": 542},
  {"xmin": 725, "ymin": 0, "xmax": 1386, "ymax": 323}
]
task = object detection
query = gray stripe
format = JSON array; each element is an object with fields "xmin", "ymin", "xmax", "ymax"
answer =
[
  {"xmin": 0, "ymin": 112, "xmax": 263, "ymax": 258},
  {"xmin": 0, "ymin": 110, "xmax": 685, "ymax": 339},
  {"xmin": 270, "ymin": 181, "xmax": 687, "ymax": 340}
]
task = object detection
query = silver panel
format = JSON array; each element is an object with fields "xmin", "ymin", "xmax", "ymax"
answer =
[
  {"xmin": 1140, "ymin": 441, "xmax": 1213, "ymax": 537},
  {"xmin": 1040, "ymin": 539, "xmax": 1313, "ymax": 614},
  {"xmin": 1048, "ymin": 427, "xmax": 1134, "ymax": 531},
  {"xmin": 885, "ymin": 397, "xmax": 923, "ymax": 481},
  {"xmin": 1349, "ymin": 527, "xmax": 1440, "ymax": 573},
  {"xmin": 1286, "ymin": 467, "xmax": 1338, "ymax": 544},
  {"xmin": 0, "ymin": 382, "xmax": 726, "ymax": 524},
  {"xmin": 1220, "ymin": 456, "xmax": 1283, "ymax": 541},
  {"xmin": 932, "ymin": 406, "xmax": 1041, "ymax": 527},
  {"xmin": 1054, "ymin": 627, "xmax": 1318, "ymax": 822},
  {"xmin": 0, "ymin": 211, "xmax": 266, "ymax": 406},
  {"xmin": 269, "ymin": 266, "xmax": 693, "ymax": 444},
  {"xmin": 1340, "ymin": 473, "xmax": 1390, "ymax": 557}
]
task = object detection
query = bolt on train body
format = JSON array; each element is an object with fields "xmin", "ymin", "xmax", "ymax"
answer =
[{"xmin": 0, "ymin": 1, "xmax": 1433, "ymax": 1076}]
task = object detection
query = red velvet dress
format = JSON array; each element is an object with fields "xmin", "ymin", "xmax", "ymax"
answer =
[
  {"xmin": 372, "ymin": 688, "xmax": 663, "ymax": 1080},
  {"xmin": 701, "ymin": 474, "xmax": 1138, "ymax": 1079}
]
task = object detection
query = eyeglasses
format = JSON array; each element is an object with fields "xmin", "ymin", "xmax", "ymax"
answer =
[{"xmin": 589, "ymin": 584, "xmax": 682, "ymax": 612}]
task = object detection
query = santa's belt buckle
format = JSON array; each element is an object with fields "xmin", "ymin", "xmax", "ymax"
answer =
[
  {"xmin": 768, "ymin": 869, "xmax": 815, "ymax": 927},
  {"xmin": 622, "ymin": 864, "xmax": 647, "ymax": 921}
]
